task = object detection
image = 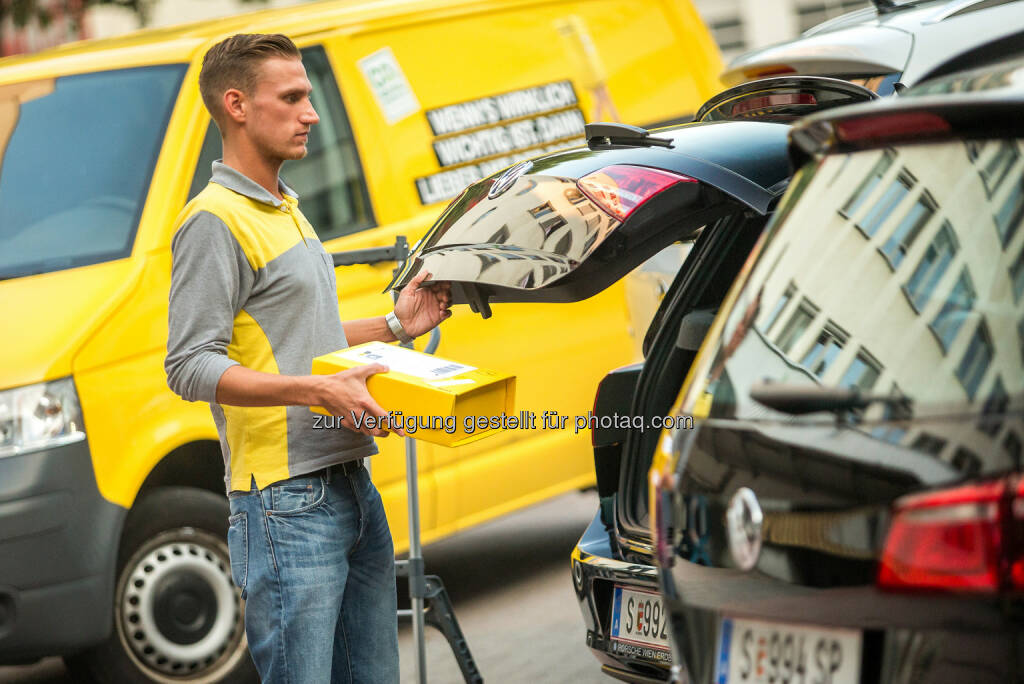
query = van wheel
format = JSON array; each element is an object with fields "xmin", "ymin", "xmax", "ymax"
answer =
[{"xmin": 66, "ymin": 487, "xmax": 256, "ymax": 683}]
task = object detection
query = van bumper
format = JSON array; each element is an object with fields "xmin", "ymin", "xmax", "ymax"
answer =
[{"xmin": 0, "ymin": 440, "xmax": 125, "ymax": 663}]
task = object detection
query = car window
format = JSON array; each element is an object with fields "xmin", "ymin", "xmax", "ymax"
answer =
[
  {"xmin": 699, "ymin": 138, "xmax": 1024, "ymax": 423},
  {"xmin": 187, "ymin": 46, "xmax": 375, "ymax": 241},
  {"xmin": 0, "ymin": 65, "xmax": 185, "ymax": 279}
]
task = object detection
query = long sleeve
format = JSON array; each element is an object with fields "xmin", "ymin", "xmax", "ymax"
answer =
[{"xmin": 165, "ymin": 211, "xmax": 254, "ymax": 403}]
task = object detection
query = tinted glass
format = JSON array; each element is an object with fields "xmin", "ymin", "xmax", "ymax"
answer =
[
  {"xmin": 698, "ymin": 139, "xmax": 1024, "ymax": 422},
  {"xmin": 187, "ymin": 46, "xmax": 374, "ymax": 241},
  {"xmin": 0, "ymin": 65, "xmax": 185, "ymax": 279}
]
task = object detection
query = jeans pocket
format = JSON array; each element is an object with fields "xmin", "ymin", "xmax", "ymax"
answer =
[
  {"xmin": 227, "ymin": 512, "xmax": 248, "ymax": 597},
  {"xmin": 268, "ymin": 475, "xmax": 327, "ymax": 516}
]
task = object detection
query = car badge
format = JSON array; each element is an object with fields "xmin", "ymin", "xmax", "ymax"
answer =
[
  {"xmin": 488, "ymin": 160, "xmax": 532, "ymax": 199},
  {"xmin": 726, "ymin": 487, "xmax": 763, "ymax": 571}
]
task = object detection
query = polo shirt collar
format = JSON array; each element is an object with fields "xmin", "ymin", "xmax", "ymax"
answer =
[{"xmin": 210, "ymin": 160, "xmax": 299, "ymax": 208}]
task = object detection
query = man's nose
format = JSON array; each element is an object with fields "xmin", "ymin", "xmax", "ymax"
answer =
[{"xmin": 301, "ymin": 103, "xmax": 319, "ymax": 125}]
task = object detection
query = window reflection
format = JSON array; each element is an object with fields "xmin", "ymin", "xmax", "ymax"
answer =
[
  {"xmin": 801, "ymin": 323, "xmax": 847, "ymax": 377},
  {"xmin": 904, "ymin": 222, "xmax": 958, "ymax": 311},
  {"xmin": 929, "ymin": 269, "xmax": 975, "ymax": 351},
  {"xmin": 956, "ymin": 321, "xmax": 994, "ymax": 400},
  {"xmin": 841, "ymin": 151, "xmax": 892, "ymax": 218},
  {"xmin": 702, "ymin": 137, "xmax": 1024, "ymax": 483},
  {"xmin": 996, "ymin": 174, "xmax": 1024, "ymax": 247},
  {"xmin": 840, "ymin": 350, "xmax": 882, "ymax": 392},
  {"xmin": 880, "ymin": 192, "xmax": 935, "ymax": 268},
  {"xmin": 858, "ymin": 173, "xmax": 911, "ymax": 237},
  {"xmin": 775, "ymin": 299, "xmax": 817, "ymax": 354}
]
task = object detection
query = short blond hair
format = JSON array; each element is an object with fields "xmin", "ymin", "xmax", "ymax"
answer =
[{"xmin": 199, "ymin": 33, "xmax": 300, "ymax": 130}]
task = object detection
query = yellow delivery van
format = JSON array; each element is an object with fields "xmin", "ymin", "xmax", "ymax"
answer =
[{"xmin": 0, "ymin": 0, "xmax": 722, "ymax": 680}]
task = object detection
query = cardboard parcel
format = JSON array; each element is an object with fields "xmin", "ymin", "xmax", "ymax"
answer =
[{"xmin": 311, "ymin": 342, "xmax": 516, "ymax": 447}]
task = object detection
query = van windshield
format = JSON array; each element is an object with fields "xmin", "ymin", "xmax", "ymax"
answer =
[
  {"xmin": 699, "ymin": 138, "xmax": 1024, "ymax": 427},
  {"xmin": 0, "ymin": 65, "xmax": 185, "ymax": 279}
]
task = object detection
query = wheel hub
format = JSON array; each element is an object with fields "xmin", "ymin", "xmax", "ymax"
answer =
[{"xmin": 152, "ymin": 570, "xmax": 219, "ymax": 645}]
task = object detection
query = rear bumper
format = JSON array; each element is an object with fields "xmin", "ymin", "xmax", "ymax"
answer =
[
  {"xmin": 661, "ymin": 560, "xmax": 1024, "ymax": 684},
  {"xmin": 0, "ymin": 440, "xmax": 125, "ymax": 662},
  {"xmin": 572, "ymin": 510, "xmax": 670, "ymax": 682}
]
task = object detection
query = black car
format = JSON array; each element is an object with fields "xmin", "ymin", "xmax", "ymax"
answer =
[
  {"xmin": 389, "ymin": 78, "xmax": 875, "ymax": 683},
  {"xmin": 652, "ymin": 56, "xmax": 1024, "ymax": 683}
]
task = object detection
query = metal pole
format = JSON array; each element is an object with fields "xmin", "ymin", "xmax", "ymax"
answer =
[{"xmin": 405, "ymin": 434, "xmax": 427, "ymax": 684}]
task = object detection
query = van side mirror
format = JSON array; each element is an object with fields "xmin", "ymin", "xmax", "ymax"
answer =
[{"xmin": 676, "ymin": 308, "xmax": 716, "ymax": 351}]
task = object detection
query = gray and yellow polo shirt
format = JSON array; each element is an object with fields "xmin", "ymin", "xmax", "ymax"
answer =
[{"xmin": 165, "ymin": 161, "xmax": 376, "ymax": 492}]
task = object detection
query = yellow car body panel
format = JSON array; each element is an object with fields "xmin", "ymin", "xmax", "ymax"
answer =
[{"xmin": 0, "ymin": 0, "xmax": 723, "ymax": 554}]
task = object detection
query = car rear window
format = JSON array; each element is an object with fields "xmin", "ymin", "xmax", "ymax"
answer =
[
  {"xmin": 698, "ymin": 137, "xmax": 1024, "ymax": 425},
  {"xmin": 0, "ymin": 65, "xmax": 185, "ymax": 279}
]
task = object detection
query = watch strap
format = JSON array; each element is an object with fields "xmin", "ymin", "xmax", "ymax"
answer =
[{"xmin": 385, "ymin": 311, "xmax": 414, "ymax": 344}]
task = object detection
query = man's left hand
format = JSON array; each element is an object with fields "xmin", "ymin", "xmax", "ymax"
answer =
[{"xmin": 393, "ymin": 270, "xmax": 452, "ymax": 338}]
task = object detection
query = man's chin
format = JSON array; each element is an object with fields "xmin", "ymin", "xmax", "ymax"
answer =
[{"xmin": 284, "ymin": 145, "xmax": 309, "ymax": 161}]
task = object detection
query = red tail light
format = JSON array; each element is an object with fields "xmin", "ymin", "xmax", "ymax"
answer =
[
  {"xmin": 835, "ymin": 112, "xmax": 951, "ymax": 145},
  {"xmin": 730, "ymin": 93, "xmax": 817, "ymax": 117},
  {"xmin": 577, "ymin": 165, "xmax": 696, "ymax": 221},
  {"xmin": 878, "ymin": 478, "xmax": 1024, "ymax": 593}
]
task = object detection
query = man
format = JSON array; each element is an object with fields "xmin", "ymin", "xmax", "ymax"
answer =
[{"xmin": 165, "ymin": 33, "xmax": 450, "ymax": 683}]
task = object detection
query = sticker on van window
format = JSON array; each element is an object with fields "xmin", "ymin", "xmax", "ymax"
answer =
[
  {"xmin": 358, "ymin": 47, "xmax": 420, "ymax": 125},
  {"xmin": 414, "ymin": 80, "xmax": 587, "ymax": 205}
]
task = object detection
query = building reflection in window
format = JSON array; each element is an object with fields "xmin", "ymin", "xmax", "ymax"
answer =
[
  {"xmin": 841, "ymin": 151, "xmax": 892, "ymax": 218},
  {"xmin": 929, "ymin": 268, "xmax": 976, "ymax": 352},
  {"xmin": 880, "ymin": 191, "xmax": 935, "ymax": 268},
  {"xmin": 775, "ymin": 298, "xmax": 817, "ymax": 355},
  {"xmin": 904, "ymin": 221, "xmax": 958, "ymax": 311},
  {"xmin": 956, "ymin": 320, "xmax": 994, "ymax": 400},
  {"xmin": 858, "ymin": 172, "xmax": 913, "ymax": 237},
  {"xmin": 996, "ymin": 173, "xmax": 1024, "ymax": 247},
  {"xmin": 801, "ymin": 322, "xmax": 847, "ymax": 377},
  {"xmin": 702, "ymin": 136, "xmax": 1024, "ymax": 483},
  {"xmin": 840, "ymin": 349, "xmax": 882, "ymax": 392}
]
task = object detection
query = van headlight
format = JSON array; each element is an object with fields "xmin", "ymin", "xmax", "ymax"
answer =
[{"xmin": 0, "ymin": 378, "xmax": 85, "ymax": 458}]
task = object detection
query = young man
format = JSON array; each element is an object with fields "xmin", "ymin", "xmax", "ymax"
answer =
[{"xmin": 165, "ymin": 34, "xmax": 450, "ymax": 683}]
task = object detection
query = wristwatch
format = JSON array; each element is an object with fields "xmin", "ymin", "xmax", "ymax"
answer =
[{"xmin": 385, "ymin": 311, "xmax": 414, "ymax": 344}]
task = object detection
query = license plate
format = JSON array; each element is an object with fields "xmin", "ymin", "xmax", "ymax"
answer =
[
  {"xmin": 609, "ymin": 585, "xmax": 671, "ymax": 662},
  {"xmin": 715, "ymin": 617, "xmax": 861, "ymax": 684}
]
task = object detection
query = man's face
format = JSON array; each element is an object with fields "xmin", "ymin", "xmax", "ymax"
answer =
[{"xmin": 245, "ymin": 56, "xmax": 319, "ymax": 163}]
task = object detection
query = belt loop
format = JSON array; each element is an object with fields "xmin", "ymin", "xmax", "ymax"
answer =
[{"xmin": 324, "ymin": 465, "xmax": 332, "ymax": 484}]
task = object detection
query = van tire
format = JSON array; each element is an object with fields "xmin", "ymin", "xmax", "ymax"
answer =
[{"xmin": 65, "ymin": 487, "xmax": 257, "ymax": 684}]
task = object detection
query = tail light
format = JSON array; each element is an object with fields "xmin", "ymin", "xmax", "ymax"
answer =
[
  {"xmin": 835, "ymin": 112, "xmax": 951, "ymax": 145},
  {"xmin": 878, "ymin": 477, "xmax": 1024, "ymax": 593},
  {"xmin": 577, "ymin": 165, "xmax": 696, "ymax": 221},
  {"xmin": 730, "ymin": 92, "xmax": 817, "ymax": 118}
]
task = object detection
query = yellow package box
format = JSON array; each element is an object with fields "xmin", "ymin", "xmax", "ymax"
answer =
[{"xmin": 311, "ymin": 342, "xmax": 516, "ymax": 447}]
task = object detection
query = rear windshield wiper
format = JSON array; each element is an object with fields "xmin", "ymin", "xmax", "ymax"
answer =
[
  {"xmin": 585, "ymin": 122, "xmax": 674, "ymax": 148},
  {"xmin": 750, "ymin": 381, "xmax": 912, "ymax": 416}
]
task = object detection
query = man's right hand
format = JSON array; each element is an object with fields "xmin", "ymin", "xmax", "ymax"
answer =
[
  {"xmin": 214, "ymin": 364, "xmax": 404, "ymax": 438},
  {"xmin": 312, "ymin": 364, "xmax": 404, "ymax": 437}
]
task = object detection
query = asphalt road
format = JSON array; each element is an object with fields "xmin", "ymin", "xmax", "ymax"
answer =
[{"xmin": 0, "ymin": 490, "xmax": 604, "ymax": 684}]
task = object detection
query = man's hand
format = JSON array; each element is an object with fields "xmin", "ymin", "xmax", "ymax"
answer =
[
  {"xmin": 313, "ymin": 364, "xmax": 405, "ymax": 437},
  {"xmin": 393, "ymin": 270, "xmax": 452, "ymax": 338}
]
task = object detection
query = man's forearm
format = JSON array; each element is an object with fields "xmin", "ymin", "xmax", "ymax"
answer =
[
  {"xmin": 343, "ymin": 316, "xmax": 397, "ymax": 346},
  {"xmin": 215, "ymin": 365, "xmax": 326, "ymax": 407}
]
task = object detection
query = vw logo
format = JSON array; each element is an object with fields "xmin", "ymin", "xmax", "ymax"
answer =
[
  {"xmin": 488, "ymin": 160, "xmax": 532, "ymax": 199},
  {"xmin": 726, "ymin": 487, "xmax": 763, "ymax": 571}
]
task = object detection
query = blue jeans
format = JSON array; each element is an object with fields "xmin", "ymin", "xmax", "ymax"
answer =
[{"xmin": 226, "ymin": 464, "xmax": 399, "ymax": 683}]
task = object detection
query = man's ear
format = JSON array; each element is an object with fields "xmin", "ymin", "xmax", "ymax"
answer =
[{"xmin": 222, "ymin": 88, "xmax": 247, "ymax": 124}]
